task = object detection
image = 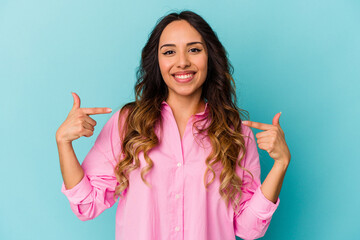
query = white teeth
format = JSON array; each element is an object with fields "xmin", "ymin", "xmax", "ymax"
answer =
[{"xmin": 174, "ymin": 74, "xmax": 194, "ymax": 79}]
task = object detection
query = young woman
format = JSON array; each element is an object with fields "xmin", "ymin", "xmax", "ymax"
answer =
[{"xmin": 56, "ymin": 10, "xmax": 291, "ymax": 240}]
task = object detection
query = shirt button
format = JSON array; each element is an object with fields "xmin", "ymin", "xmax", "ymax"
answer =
[
  {"xmin": 175, "ymin": 226, "xmax": 180, "ymax": 231},
  {"xmin": 177, "ymin": 162, "xmax": 182, "ymax": 167},
  {"xmin": 175, "ymin": 194, "xmax": 180, "ymax": 199}
]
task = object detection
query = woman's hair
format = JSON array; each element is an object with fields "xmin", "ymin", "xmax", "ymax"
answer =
[{"xmin": 114, "ymin": 10, "xmax": 253, "ymax": 215}]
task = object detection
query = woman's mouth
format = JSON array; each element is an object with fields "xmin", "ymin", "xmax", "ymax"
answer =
[{"xmin": 172, "ymin": 72, "xmax": 196, "ymax": 83}]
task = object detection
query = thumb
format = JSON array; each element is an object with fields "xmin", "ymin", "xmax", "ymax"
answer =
[
  {"xmin": 71, "ymin": 92, "xmax": 81, "ymax": 109},
  {"xmin": 272, "ymin": 112, "xmax": 282, "ymax": 126}
]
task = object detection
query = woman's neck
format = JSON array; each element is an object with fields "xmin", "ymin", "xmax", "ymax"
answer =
[{"xmin": 165, "ymin": 95, "xmax": 206, "ymax": 121}]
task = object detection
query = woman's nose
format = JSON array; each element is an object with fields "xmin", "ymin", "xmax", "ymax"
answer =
[{"xmin": 176, "ymin": 52, "xmax": 191, "ymax": 68}]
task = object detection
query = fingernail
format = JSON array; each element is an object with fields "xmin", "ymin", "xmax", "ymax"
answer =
[
  {"xmin": 242, "ymin": 121, "xmax": 248, "ymax": 124},
  {"xmin": 107, "ymin": 108, "xmax": 112, "ymax": 112}
]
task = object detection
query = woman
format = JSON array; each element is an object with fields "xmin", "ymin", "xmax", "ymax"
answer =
[{"xmin": 56, "ymin": 10, "xmax": 291, "ymax": 240}]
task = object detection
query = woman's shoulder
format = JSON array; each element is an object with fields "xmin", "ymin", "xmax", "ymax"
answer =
[
  {"xmin": 117, "ymin": 101, "xmax": 135, "ymax": 122},
  {"xmin": 116, "ymin": 102, "xmax": 136, "ymax": 138},
  {"xmin": 241, "ymin": 123, "xmax": 252, "ymax": 135},
  {"xmin": 240, "ymin": 123, "xmax": 256, "ymax": 147}
]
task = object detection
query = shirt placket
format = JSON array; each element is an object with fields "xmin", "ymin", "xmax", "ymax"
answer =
[{"xmin": 167, "ymin": 109, "xmax": 187, "ymax": 240}]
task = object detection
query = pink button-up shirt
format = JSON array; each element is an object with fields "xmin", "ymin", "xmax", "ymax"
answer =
[{"xmin": 61, "ymin": 101, "xmax": 280, "ymax": 240}]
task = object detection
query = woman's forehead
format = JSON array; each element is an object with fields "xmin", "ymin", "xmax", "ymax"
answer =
[{"xmin": 159, "ymin": 20, "xmax": 204, "ymax": 46}]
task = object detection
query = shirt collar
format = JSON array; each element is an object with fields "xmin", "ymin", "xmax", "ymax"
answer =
[{"xmin": 161, "ymin": 100, "xmax": 209, "ymax": 117}]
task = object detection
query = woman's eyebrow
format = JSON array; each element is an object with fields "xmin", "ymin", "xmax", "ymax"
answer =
[{"xmin": 160, "ymin": 41, "xmax": 204, "ymax": 50}]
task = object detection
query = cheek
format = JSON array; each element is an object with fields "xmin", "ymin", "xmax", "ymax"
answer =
[
  {"xmin": 196, "ymin": 55, "xmax": 208, "ymax": 71},
  {"xmin": 158, "ymin": 58, "xmax": 172, "ymax": 87},
  {"xmin": 197, "ymin": 56, "xmax": 208, "ymax": 78},
  {"xmin": 158, "ymin": 57, "xmax": 172, "ymax": 74}
]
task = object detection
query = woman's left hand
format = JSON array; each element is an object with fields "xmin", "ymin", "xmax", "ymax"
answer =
[{"xmin": 242, "ymin": 112, "xmax": 291, "ymax": 167}]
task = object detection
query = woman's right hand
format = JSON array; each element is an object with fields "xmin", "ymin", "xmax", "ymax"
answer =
[{"xmin": 56, "ymin": 92, "xmax": 112, "ymax": 143}]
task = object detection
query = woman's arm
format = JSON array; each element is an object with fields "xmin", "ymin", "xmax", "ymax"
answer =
[
  {"xmin": 59, "ymin": 109, "xmax": 123, "ymax": 221},
  {"xmin": 260, "ymin": 161, "xmax": 288, "ymax": 203},
  {"xmin": 233, "ymin": 125, "xmax": 280, "ymax": 239},
  {"xmin": 56, "ymin": 140, "xmax": 84, "ymax": 190},
  {"xmin": 56, "ymin": 92, "xmax": 112, "ymax": 189},
  {"xmin": 56, "ymin": 92, "xmax": 120, "ymax": 221},
  {"xmin": 243, "ymin": 112, "xmax": 291, "ymax": 203}
]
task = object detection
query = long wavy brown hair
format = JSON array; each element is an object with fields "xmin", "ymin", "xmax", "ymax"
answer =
[{"xmin": 114, "ymin": 10, "xmax": 254, "ymax": 215}]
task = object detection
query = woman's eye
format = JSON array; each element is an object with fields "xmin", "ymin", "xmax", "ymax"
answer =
[
  {"xmin": 190, "ymin": 48, "xmax": 201, "ymax": 53},
  {"xmin": 162, "ymin": 48, "xmax": 201, "ymax": 55},
  {"xmin": 163, "ymin": 50, "xmax": 174, "ymax": 55}
]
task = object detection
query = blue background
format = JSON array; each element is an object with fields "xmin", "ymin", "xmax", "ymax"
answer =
[{"xmin": 0, "ymin": 0, "xmax": 359, "ymax": 239}]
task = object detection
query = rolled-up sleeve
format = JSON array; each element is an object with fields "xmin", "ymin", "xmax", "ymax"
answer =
[
  {"xmin": 234, "ymin": 125, "xmax": 280, "ymax": 239},
  {"xmin": 61, "ymin": 109, "xmax": 125, "ymax": 221}
]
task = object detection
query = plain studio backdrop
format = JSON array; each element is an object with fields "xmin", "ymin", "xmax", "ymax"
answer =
[{"xmin": 0, "ymin": 0, "xmax": 359, "ymax": 239}]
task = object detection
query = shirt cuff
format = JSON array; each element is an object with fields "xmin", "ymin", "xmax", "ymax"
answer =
[
  {"xmin": 61, "ymin": 174, "xmax": 92, "ymax": 204},
  {"xmin": 248, "ymin": 185, "xmax": 280, "ymax": 219}
]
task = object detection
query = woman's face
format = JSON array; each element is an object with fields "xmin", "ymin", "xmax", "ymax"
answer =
[{"xmin": 158, "ymin": 20, "xmax": 208, "ymax": 101}]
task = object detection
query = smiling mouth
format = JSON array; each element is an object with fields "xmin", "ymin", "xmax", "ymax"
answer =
[{"xmin": 172, "ymin": 72, "xmax": 196, "ymax": 83}]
